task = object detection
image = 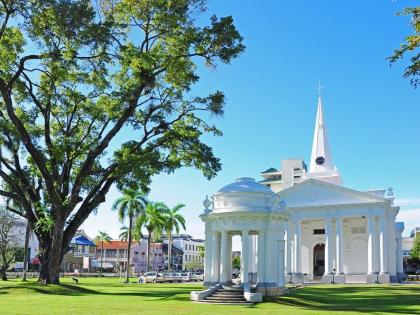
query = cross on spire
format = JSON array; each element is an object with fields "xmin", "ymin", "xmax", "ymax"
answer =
[{"xmin": 316, "ymin": 80, "xmax": 324, "ymax": 97}]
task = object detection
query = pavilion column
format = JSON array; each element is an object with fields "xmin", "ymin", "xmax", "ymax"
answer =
[
  {"xmin": 367, "ymin": 216, "xmax": 376, "ymax": 274},
  {"xmin": 257, "ymin": 231, "xmax": 266, "ymax": 284},
  {"xmin": 278, "ymin": 240, "xmax": 286, "ymax": 287},
  {"xmin": 226, "ymin": 234, "xmax": 233, "ymax": 283},
  {"xmin": 286, "ymin": 224, "xmax": 292, "ymax": 274},
  {"xmin": 241, "ymin": 229, "xmax": 250, "ymax": 285},
  {"xmin": 325, "ymin": 218, "xmax": 333, "ymax": 274},
  {"xmin": 294, "ymin": 220, "xmax": 302, "ymax": 274},
  {"xmin": 379, "ymin": 217, "xmax": 389, "ymax": 274},
  {"xmin": 211, "ymin": 231, "xmax": 221, "ymax": 283},
  {"xmin": 335, "ymin": 217, "xmax": 344, "ymax": 274},
  {"xmin": 204, "ymin": 226, "xmax": 213, "ymax": 284},
  {"xmin": 220, "ymin": 231, "xmax": 229, "ymax": 283}
]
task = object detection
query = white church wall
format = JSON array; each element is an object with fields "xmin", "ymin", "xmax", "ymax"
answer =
[{"xmin": 344, "ymin": 218, "xmax": 368, "ymax": 274}]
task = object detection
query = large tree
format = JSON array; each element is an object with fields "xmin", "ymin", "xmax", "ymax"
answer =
[
  {"xmin": 0, "ymin": 0, "xmax": 244, "ymax": 283},
  {"xmin": 389, "ymin": 7, "xmax": 419, "ymax": 87}
]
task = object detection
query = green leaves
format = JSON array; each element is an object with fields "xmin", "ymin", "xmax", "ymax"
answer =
[{"xmin": 389, "ymin": 7, "xmax": 420, "ymax": 87}]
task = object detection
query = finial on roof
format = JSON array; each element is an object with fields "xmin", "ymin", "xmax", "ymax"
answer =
[{"xmin": 316, "ymin": 79, "xmax": 324, "ymax": 97}]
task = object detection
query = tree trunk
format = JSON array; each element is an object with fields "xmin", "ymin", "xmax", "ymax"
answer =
[
  {"xmin": 22, "ymin": 222, "xmax": 31, "ymax": 281},
  {"xmin": 100, "ymin": 241, "xmax": 104, "ymax": 277},
  {"xmin": 125, "ymin": 215, "xmax": 133, "ymax": 283},
  {"xmin": 147, "ymin": 232, "xmax": 151, "ymax": 272},
  {"xmin": 38, "ymin": 220, "xmax": 65, "ymax": 284},
  {"xmin": 1, "ymin": 265, "xmax": 7, "ymax": 281},
  {"xmin": 168, "ymin": 232, "xmax": 172, "ymax": 272}
]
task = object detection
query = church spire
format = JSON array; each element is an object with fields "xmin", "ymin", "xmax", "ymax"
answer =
[
  {"xmin": 305, "ymin": 95, "xmax": 342, "ymax": 185},
  {"xmin": 309, "ymin": 96, "xmax": 334, "ymax": 173}
]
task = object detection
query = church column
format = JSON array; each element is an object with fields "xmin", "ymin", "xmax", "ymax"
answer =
[
  {"xmin": 367, "ymin": 216, "xmax": 376, "ymax": 274},
  {"xmin": 219, "ymin": 231, "xmax": 229, "ymax": 283},
  {"xmin": 294, "ymin": 220, "xmax": 302, "ymax": 274},
  {"xmin": 325, "ymin": 217, "xmax": 333, "ymax": 274},
  {"xmin": 241, "ymin": 230, "xmax": 250, "ymax": 284},
  {"xmin": 335, "ymin": 217, "xmax": 344, "ymax": 274},
  {"xmin": 286, "ymin": 224, "xmax": 292, "ymax": 274},
  {"xmin": 211, "ymin": 231, "xmax": 221, "ymax": 283},
  {"xmin": 204, "ymin": 225, "xmax": 213, "ymax": 284},
  {"xmin": 379, "ymin": 217, "xmax": 389, "ymax": 274},
  {"xmin": 257, "ymin": 231, "xmax": 266, "ymax": 284}
]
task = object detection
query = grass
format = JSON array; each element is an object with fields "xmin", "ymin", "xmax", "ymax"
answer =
[{"xmin": 0, "ymin": 277, "xmax": 419, "ymax": 314}]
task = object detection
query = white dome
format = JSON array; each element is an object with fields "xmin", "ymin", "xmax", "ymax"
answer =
[{"xmin": 217, "ymin": 177, "xmax": 272, "ymax": 194}]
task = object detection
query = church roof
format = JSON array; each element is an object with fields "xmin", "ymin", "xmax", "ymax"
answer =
[{"xmin": 278, "ymin": 178, "xmax": 396, "ymax": 209}]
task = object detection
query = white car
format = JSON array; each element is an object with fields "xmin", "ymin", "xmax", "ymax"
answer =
[
  {"xmin": 172, "ymin": 272, "xmax": 183, "ymax": 282},
  {"xmin": 137, "ymin": 271, "xmax": 166, "ymax": 283}
]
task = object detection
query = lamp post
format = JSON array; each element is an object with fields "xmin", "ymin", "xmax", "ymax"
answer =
[{"xmin": 331, "ymin": 268, "xmax": 336, "ymax": 284}]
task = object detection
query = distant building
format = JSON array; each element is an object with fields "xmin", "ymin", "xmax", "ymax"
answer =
[
  {"xmin": 260, "ymin": 159, "xmax": 307, "ymax": 192},
  {"xmin": 163, "ymin": 234, "xmax": 204, "ymax": 271},
  {"xmin": 95, "ymin": 240, "xmax": 129, "ymax": 271},
  {"xmin": 10, "ymin": 218, "xmax": 40, "ymax": 269},
  {"xmin": 131, "ymin": 241, "xmax": 164, "ymax": 273},
  {"xmin": 402, "ymin": 227, "xmax": 420, "ymax": 273},
  {"xmin": 62, "ymin": 230, "xmax": 96, "ymax": 272}
]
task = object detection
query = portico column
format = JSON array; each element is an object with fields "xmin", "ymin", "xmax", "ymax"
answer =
[
  {"xmin": 220, "ymin": 231, "xmax": 229, "ymax": 283},
  {"xmin": 278, "ymin": 240, "xmax": 286, "ymax": 287},
  {"xmin": 257, "ymin": 231, "xmax": 266, "ymax": 284},
  {"xmin": 379, "ymin": 217, "xmax": 389, "ymax": 274},
  {"xmin": 204, "ymin": 226, "xmax": 213, "ymax": 284},
  {"xmin": 294, "ymin": 220, "xmax": 302, "ymax": 274},
  {"xmin": 367, "ymin": 216, "xmax": 376, "ymax": 274},
  {"xmin": 335, "ymin": 217, "xmax": 344, "ymax": 274},
  {"xmin": 325, "ymin": 218, "xmax": 333, "ymax": 274},
  {"xmin": 226, "ymin": 234, "xmax": 233, "ymax": 283},
  {"xmin": 286, "ymin": 225, "xmax": 292, "ymax": 274},
  {"xmin": 211, "ymin": 231, "xmax": 221, "ymax": 283},
  {"xmin": 241, "ymin": 230, "xmax": 250, "ymax": 284}
]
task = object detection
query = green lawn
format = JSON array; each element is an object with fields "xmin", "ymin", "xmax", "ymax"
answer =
[{"xmin": 0, "ymin": 277, "xmax": 419, "ymax": 314}]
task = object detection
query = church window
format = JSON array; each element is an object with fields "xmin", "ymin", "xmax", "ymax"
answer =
[
  {"xmin": 293, "ymin": 168, "xmax": 300, "ymax": 171},
  {"xmin": 313, "ymin": 229, "xmax": 325, "ymax": 235},
  {"xmin": 294, "ymin": 176, "xmax": 300, "ymax": 179}
]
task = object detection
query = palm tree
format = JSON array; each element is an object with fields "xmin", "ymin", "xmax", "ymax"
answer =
[
  {"xmin": 112, "ymin": 189, "xmax": 147, "ymax": 283},
  {"xmin": 135, "ymin": 202, "xmax": 166, "ymax": 272},
  {"xmin": 163, "ymin": 204, "xmax": 186, "ymax": 271},
  {"xmin": 94, "ymin": 231, "xmax": 112, "ymax": 277}
]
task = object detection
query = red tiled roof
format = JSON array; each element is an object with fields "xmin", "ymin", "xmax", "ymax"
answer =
[{"xmin": 96, "ymin": 240, "xmax": 128, "ymax": 250}]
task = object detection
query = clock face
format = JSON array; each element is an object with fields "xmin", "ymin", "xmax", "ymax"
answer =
[{"xmin": 315, "ymin": 156, "xmax": 325, "ymax": 165}]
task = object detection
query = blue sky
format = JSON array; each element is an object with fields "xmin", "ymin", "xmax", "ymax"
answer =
[{"xmin": 82, "ymin": 0, "xmax": 420, "ymax": 242}]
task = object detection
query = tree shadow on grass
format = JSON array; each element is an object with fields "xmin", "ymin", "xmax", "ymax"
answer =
[
  {"xmin": 266, "ymin": 286, "xmax": 420, "ymax": 314},
  {"xmin": 0, "ymin": 281, "xmax": 196, "ymax": 301}
]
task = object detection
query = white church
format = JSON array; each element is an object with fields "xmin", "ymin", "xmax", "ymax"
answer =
[{"xmin": 195, "ymin": 96, "xmax": 405, "ymax": 301}]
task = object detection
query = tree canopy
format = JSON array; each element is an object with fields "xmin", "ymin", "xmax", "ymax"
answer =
[
  {"xmin": 389, "ymin": 7, "xmax": 419, "ymax": 87},
  {"xmin": 0, "ymin": 0, "xmax": 244, "ymax": 283}
]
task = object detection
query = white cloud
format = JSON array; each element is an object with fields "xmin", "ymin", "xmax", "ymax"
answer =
[{"xmin": 395, "ymin": 198, "xmax": 420, "ymax": 207}]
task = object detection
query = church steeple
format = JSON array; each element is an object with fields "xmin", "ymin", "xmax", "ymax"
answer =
[
  {"xmin": 309, "ymin": 96, "xmax": 334, "ymax": 173},
  {"xmin": 304, "ymin": 95, "xmax": 342, "ymax": 185}
]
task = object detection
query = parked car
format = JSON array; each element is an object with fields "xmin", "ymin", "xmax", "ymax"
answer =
[
  {"xmin": 194, "ymin": 272, "xmax": 204, "ymax": 281},
  {"xmin": 137, "ymin": 271, "xmax": 166, "ymax": 283},
  {"xmin": 163, "ymin": 272, "xmax": 174, "ymax": 282},
  {"xmin": 180, "ymin": 272, "xmax": 191, "ymax": 282},
  {"xmin": 172, "ymin": 272, "xmax": 183, "ymax": 282}
]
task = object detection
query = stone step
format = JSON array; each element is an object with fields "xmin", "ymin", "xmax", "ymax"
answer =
[
  {"xmin": 214, "ymin": 291, "xmax": 243, "ymax": 295},
  {"xmin": 196, "ymin": 300, "xmax": 253, "ymax": 305},
  {"xmin": 208, "ymin": 295, "xmax": 246, "ymax": 300}
]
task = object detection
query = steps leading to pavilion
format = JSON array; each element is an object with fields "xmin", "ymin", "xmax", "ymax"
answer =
[{"xmin": 200, "ymin": 287, "xmax": 253, "ymax": 305}]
